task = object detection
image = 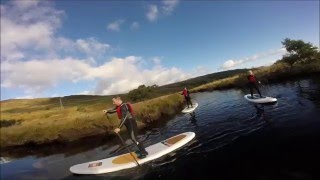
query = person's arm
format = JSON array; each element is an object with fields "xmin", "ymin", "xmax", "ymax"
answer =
[
  {"xmin": 118, "ymin": 104, "xmax": 129, "ymax": 128},
  {"xmin": 103, "ymin": 106, "xmax": 117, "ymax": 114}
]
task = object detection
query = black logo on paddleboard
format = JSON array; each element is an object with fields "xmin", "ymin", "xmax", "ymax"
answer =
[{"xmin": 88, "ymin": 162, "xmax": 102, "ymax": 168}]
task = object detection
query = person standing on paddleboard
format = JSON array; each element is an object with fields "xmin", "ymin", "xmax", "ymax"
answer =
[
  {"xmin": 247, "ymin": 70, "xmax": 262, "ymax": 98},
  {"xmin": 181, "ymin": 87, "xmax": 193, "ymax": 108},
  {"xmin": 103, "ymin": 97, "xmax": 148, "ymax": 159}
]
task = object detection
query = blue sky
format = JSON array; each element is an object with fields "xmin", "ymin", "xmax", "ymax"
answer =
[{"xmin": 1, "ymin": 0, "xmax": 319, "ymax": 100}]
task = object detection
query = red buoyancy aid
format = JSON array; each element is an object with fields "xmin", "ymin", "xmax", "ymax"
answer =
[
  {"xmin": 182, "ymin": 89, "xmax": 188, "ymax": 97},
  {"xmin": 116, "ymin": 103, "xmax": 134, "ymax": 119},
  {"xmin": 248, "ymin": 75, "xmax": 256, "ymax": 83}
]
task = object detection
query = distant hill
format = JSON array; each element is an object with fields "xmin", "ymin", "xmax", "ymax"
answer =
[
  {"xmin": 151, "ymin": 68, "xmax": 248, "ymax": 95},
  {"xmin": 2, "ymin": 68, "xmax": 248, "ymax": 103}
]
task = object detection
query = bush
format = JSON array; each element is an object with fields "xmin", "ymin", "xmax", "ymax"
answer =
[
  {"xmin": 128, "ymin": 85, "xmax": 157, "ymax": 102},
  {"xmin": 135, "ymin": 94, "xmax": 184, "ymax": 123},
  {"xmin": 76, "ymin": 106, "xmax": 87, "ymax": 112},
  {"xmin": 0, "ymin": 119, "xmax": 22, "ymax": 128}
]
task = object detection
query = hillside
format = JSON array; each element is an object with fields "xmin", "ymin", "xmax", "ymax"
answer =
[{"xmin": 153, "ymin": 69, "xmax": 248, "ymax": 94}]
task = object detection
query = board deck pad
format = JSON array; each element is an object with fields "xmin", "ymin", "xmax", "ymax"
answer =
[
  {"xmin": 112, "ymin": 134, "xmax": 186, "ymax": 165},
  {"xmin": 112, "ymin": 153, "xmax": 139, "ymax": 164},
  {"xmin": 70, "ymin": 132, "xmax": 195, "ymax": 174},
  {"xmin": 165, "ymin": 134, "xmax": 186, "ymax": 145}
]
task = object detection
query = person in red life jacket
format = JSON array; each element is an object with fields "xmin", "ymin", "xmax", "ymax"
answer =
[
  {"xmin": 103, "ymin": 96, "xmax": 148, "ymax": 159},
  {"xmin": 181, "ymin": 87, "xmax": 193, "ymax": 108},
  {"xmin": 247, "ymin": 70, "xmax": 262, "ymax": 98}
]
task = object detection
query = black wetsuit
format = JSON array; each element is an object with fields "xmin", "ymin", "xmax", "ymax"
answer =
[
  {"xmin": 107, "ymin": 103, "xmax": 148, "ymax": 156},
  {"xmin": 182, "ymin": 89, "xmax": 193, "ymax": 108},
  {"xmin": 247, "ymin": 75, "xmax": 262, "ymax": 98}
]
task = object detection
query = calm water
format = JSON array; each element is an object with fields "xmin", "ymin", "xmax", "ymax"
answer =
[{"xmin": 1, "ymin": 78, "xmax": 320, "ymax": 180}]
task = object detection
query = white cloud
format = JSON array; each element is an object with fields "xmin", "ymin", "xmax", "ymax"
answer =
[
  {"xmin": 162, "ymin": 0, "xmax": 179, "ymax": 15},
  {"xmin": 131, "ymin": 21, "xmax": 140, "ymax": 30},
  {"xmin": 1, "ymin": 56, "xmax": 192, "ymax": 96},
  {"xmin": 75, "ymin": 38, "xmax": 111, "ymax": 57},
  {"xmin": 220, "ymin": 48, "xmax": 287, "ymax": 70},
  {"xmin": 107, "ymin": 19, "xmax": 125, "ymax": 31},
  {"xmin": 15, "ymin": 95, "xmax": 34, "ymax": 100},
  {"xmin": 221, "ymin": 60, "xmax": 243, "ymax": 70},
  {"xmin": 50, "ymin": 94, "xmax": 59, "ymax": 97},
  {"xmin": 1, "ymin": 58, "xmax": 92, "ymax": 93},
  {"xmin": 12, "ymin": 0, "xmax": 40, "ymax": 10},
  {"xmin": 1, "ymin": 0, "xmax": 195, "ymax": 99},
  {"xmin": 146, "ymin": 0, "xmax": 179, "ymax": 22},
  {"xmin": 146, "ymin": 5, "xmax": 158, "ymax": 22},
  {"xmin": 78, "ymin": 90, "xmax": 91, "ymax": 95},
  {"xmin": 0, "ymin": 1, "xmax": 111, "ymax": 61},
  {"xmin": 89, "ymin": 56, "xmax": 190, "ymax": 95},
  {"xmin": 152, "ymin": 57, "xmax": 162, "ymax": 65},
  {"xmin": 0, "ymin": 1, "xmax": 64, "ymax": 61},
  {"xmin": 193, "ymin": 66, "xmax": 212, "ymax": 76},
  {"xmin": 54, "ymin": 37, "xmax": 110, "ymax": 59}
]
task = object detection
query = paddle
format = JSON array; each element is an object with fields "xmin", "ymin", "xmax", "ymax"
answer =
[
  {"xmin": 258, "ymin": 81, "xmax": 270, "ymax": 95},
  {"xmin": 103, "ymin": 110, "xmax": 141, "ymax": 167},
  {"xmin": 115, "ymin": 132, "xmax": 141, "ymax": 167}
]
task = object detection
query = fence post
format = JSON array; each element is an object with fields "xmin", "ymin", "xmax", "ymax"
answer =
[{"xmin": 60, "ymin": 97, "xmax": 64, "ymax": 110}]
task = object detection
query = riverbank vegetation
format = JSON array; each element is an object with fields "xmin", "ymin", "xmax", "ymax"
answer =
[
  {"xmin": 192, "ymin": 39, "xmax": 320, "ymax": 92},
  {"xmin": 1, "ymin": 94, "xmax": 184, "ymax": 149}
]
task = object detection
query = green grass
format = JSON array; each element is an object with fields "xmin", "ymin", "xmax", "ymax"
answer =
[
  {"xmin": 191, "ymin": 76, "xmax": 239, "ymax": 92},
  {"xmin": 0, "ymin": 93, "xmax": 184, "ymax": 149},
  {"xmin": 191, "ymin": 60, "xmax": 320, "ymax": 93},
  {"xmin": 134, "ymin": 94, "xmax": 184, "ymax": 123}
]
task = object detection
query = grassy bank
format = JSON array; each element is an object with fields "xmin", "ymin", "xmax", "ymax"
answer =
[
  {"xmin": 0, "ymin": 94, "xmax": 184, "ymax": 149},
  {"xmin": 191, "ymin": 60, "xmax": 320, "ymax": 93}
]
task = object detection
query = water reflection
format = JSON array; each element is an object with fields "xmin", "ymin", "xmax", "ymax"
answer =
[
  {"xmin": 253, "ymin": 104, "xmax": 273, "ymax": 124},
  {"xmin": 254, "ymin": 104, "xmax": 265, "ymax": 118},
  {"xmin": 1, "ymin": 135, "xmax": 120, "ymax": 159},
  {"xmin": 189, "ymin": 112, "xmax": 198, "ymax": 126}
]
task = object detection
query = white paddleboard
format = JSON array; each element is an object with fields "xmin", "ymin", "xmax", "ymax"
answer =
[
  {"xmin": 70, "ymin": 132, "xmax": 195, "ymax": 174},
  {"xmin": 182, "ymin": 102, "xmax": 198, "ymax": 113},
  {"xmin": 244, "ymin": 94, "xmax": 277, "ymax": 104}
]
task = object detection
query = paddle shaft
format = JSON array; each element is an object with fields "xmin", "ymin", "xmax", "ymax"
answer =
[
  {"xmin": 105, "ymin": 112, "xmax": 140, "ymax": 166},
  {"xmin": 259, "ymin": 82, "xmax": 270, "ymax": 95},
  {"xmin": 115, "ymin": 132, "xmax": 141, "ymax": 167}
]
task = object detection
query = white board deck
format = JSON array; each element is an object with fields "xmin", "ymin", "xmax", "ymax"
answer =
[
  {"xmin": 182, "ymin": 102, "xmax": 198, "ymax": 113},
  {"xmin": 244, "ymin": 94, "xmax": 277, "ymax": 104},
  {"xmin": 70, "ymin": 132, "xmax": 195, "ymax": 175}
]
